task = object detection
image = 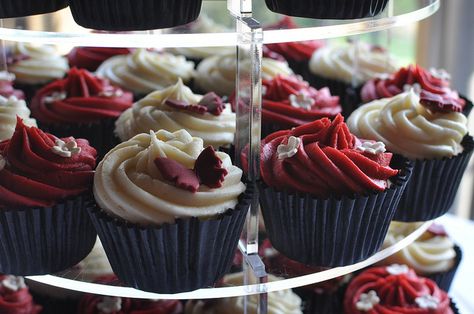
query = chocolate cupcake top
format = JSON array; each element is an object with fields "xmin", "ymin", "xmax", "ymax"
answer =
[
  {"xmin": 96, "ymin": 49, "xmax": 195, "ymax": 95},
  {"xmin": 8, "ymin": 42, "xmax": 69, "ymax": 85},
  {"xmin": 381, "ymin": 222, "xmax": 456, "ymax": 275},
  {"xmin": 309, "ymin": 42, "xmax": 398, "ymax": 85},
  {"xmin": 115, "ymin": 79, "xmax": 235, "ymax": 147},
  {"xmin": 347, "ymin": 89, "xmax": 468, "ymax": 159},
  {"xmin": 68, "ymin": 47, "xmax": 133, "ymax": 72},
  {"xmin": 0, "ymin": 71, "xmax": 25, "ymax": 99},
  {"xmin": 0, "ymin": 119, "xmax": 97, "ymax": 209},
  {"xmin": 185, "ymin": 273, "xmax": 302, "ymax": 314},
  {"xmin": 31, "ymin": 67, "xmax": 133, "ymax": 124},
  {"xmin": 0, "ymin": 275, "xmax": 42, "ymax": 314},
  {"xmin": 361, "ymin": 65, "xmax": 466, "ymax": 111},
  {"xmin": 344, "ymin": 265, "xmax": 453, "ymax": 314},
  {"xmin": 94, "ymin": 129, "xmax": 246, "ymax": 225},
  {"xmin": 0, "ymin": 95, "xmax": 37, "ymax": 141},
  {"xmin": 195, "ymin": 53, "xmax": 293, "ymax": 96},
  {"xmin": 260, "ymin": 114, "xmax": 399, "ymax": 198},
  {"xmin": 261, "ymin": 74, "xmax": 341, "ymax": 128}
]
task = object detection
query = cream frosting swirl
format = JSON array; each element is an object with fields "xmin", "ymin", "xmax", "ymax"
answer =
[
  {"xmin": 309, "ymin": 43, "xmax": 398, "ymax": 85},
  {"xmin": 9, "ymin": 42, "xmax": 69, "ymax": 85},
  {"xmin": 195, "ymin": 54, "xmax": 293, "ymax": 96},
  {"xmin": 381, "ymin": 222, "xmax": 456, "ymax": 275},
  {"xmin": 347, "ymin": 90, "xmax": 468, "ymax": 159},
  {"xmin": 115, "ymin": 79, "xmax": 235, "ymax": 147},
  {"xmin": 184, "ymin": 273, "xmax": 302, "ymax": 314},
  {"xmin": 96, "ymin": 49, "xmax": 195, "ymax": 95},
  {"xmin": 94, "ymin": 129, "xmax": 246, "ymax": 225},
  {"xmin": 0, "ymin": 95, "xmax": 37, "ymax": 141}
]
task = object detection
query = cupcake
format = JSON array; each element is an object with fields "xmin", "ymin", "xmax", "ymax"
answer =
[
  {"xmin": 67, "ymin": 47, "xmax": 132, "ymax": 72},
  {"xmin": 30, "ymin": 67, "xmax": 133, "ymax": 158},
  {"xmin": 0, "ymin": 0, "xmax": 67, "ymax": 18},
  {"xmin": 307, "ymin": 42, "xmax": 398, "ymax": 116},
  {"xmin": 78, "ymin": 275, "xmax": 183, "ymax": 314},
  {"xmin": 259, "ymin": 74, "xmax": 341, "ymax": 136},
  {"xmin": 344, "ymin": 265, "xmax": 456, "ymax": 313},
  {"xmin": 96, "ymin": 48, "xmax": 195, "ymax": 99},
  {"xmin": 115, "ymin": 79, "xmax": 235, "ymax": 148},
  {"xmin": 184, "ymin": 272, "xmax": 303, "ymax": 313},
  {"xmin": 195, "ymin": 53, "xmax": 293, "ymax": 96},
  {"xmin": 8, "ymin": 42, "xmax": 69, "ymax": 100},
  {"xmin": 0, "ymin": 95, "xmax": 37, "ymax": 141},
  {"xmin": 0, "ymin": 275, "xmax": 42, "ymax": 313},
  {"xmin": 0, "ymin": 71, "xmax": 25, "ymax": 99},
  {"xmin": 69, "ymin": 0, "xmax": 202, "ymax": 31},
  {"xmin": 256, "ymin": 114, "xmax": 412, "ymax": 266},
  {"xmin": 89, "ymin": 129, "xmax": 251, "ymax": 293},
  {"xmin": 380, "ymin": 222, "xmax": 462, "ymax": 292},
  {"xmin": 360, "ymin": 64, "xmax": 473, "ymax": 116},
  {"xmin": 264, "ymin": 0, "xmax": 389, "ymax": 20},
  {"xmin": 0, "ymin": 119, "xmax": 97, "ymax": 275},
  {"xmin": 347, "ymin": 89, "xmax": 474, "ymax": 221}
]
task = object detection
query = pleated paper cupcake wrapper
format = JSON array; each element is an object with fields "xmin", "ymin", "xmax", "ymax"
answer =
[
  {"xmin": 87, "ymin": 188, "xmax": 253, "ymax": 294},
  {"xmin": 264, "ymin": 0, "xmax": 389, "ymax": 19},
  {"xmin": 0, "ymin": 194, "xmax": 97, "ymax": 275},
  {"xmin": 259, "ymin": 157, "xmax": 413, "ymax": 267},
  {"xmin": 451, "ymin": 299, "xmax": 460, "ymax": 314},
  {"xmin": 69, "ymin": 0, "xmax": 202, "ymax": 31},
  {"xmin": 0, "ymin": 0, "xmax": 67, "ymax": 18},
  {"xmin": 462, "ymin": 94, "xmax": 473, "ymax": 117},
  {"xmin": 394, "ymin": 135, "xmax": 474, "ymax": 222},
  {"xmin": 426, "ymin": 244, "xmax": 462, "ymax": 292},
  {"xmin": 38, "ymin": 118, "xmax": 120, "ymax": 161}
]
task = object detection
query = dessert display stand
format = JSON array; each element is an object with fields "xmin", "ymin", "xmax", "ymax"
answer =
[{"xmin": 0, "ymin": 0, "xmax": 441, "ymax": 313}]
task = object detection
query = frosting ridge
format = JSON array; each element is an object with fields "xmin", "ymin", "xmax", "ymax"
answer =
[{"xmin": 0, "ymin": 95, "xmax": 37, "ymax": 141}]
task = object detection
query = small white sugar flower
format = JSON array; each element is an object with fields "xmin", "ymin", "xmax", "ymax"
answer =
[
  {"xmin": 356, "ymin": 290, "xmax": 380, "ymax": 311},
  {"xmin": 0, "ymin": 154, "xmax": 5, "ymax": 171},
  {"xmin": 403, "ymin": 83, "xmax": 422, "ymax": 96},
  {"xmin": 1, "ymin": 275, "xmax": 26, "ymax": 292},
  {"xmin": 99, "ymin": 87, "xmax": 124, "ymax": 98},
  {"xmin": 44, "ymin": 91, "xmax": 67, "ymax": 104},
  {"xmin": 356, "ymin": 141, "xmax": 386, "ymax": 155},
  {"xmin": 386, "ymin": 264, "xmax": 409, "ymax": 275},
  {"xmin": 429, "ymin": 68, "xmax": 451, "ymax": 81},
  {"xmin": 97, "ymin": 296, "xmax": 122, "ymax": 313},
  {"xmin": 277, "ymin": 136, "xmax": 301, "ymax": 160},
  {"xmin": 415, "ymin": 295, "xmax": 440, "ymax": 309},
  {"xmin": 51, "ymin": 139, "xmax": 82, "ymax": 158},
  {"xmin": 289, "ymin": 92, "xmax": 315, "ymax": 110}
]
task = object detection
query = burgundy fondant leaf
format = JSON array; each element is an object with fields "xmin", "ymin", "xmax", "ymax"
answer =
[
  {"xmin": 154, "ymin": 157, "xmax": 200, "ymax": 193},
  {"xmin": 197, "ymin": 92, "xmax": 225, "ymax": 116},
  {"xmin": 165, "ymin": 99, "xmax": 208, "ymax": 115},
  {"xmin": 419, "ymin": 90, "xmax": 463, "ymax": 113},
  {"xmin": 194, "ymin": 146, "xmax": 228, "ymax": 188}
]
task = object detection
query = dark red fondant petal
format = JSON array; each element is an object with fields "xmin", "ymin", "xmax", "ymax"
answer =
[
  {"xmin": 194, "ymin": 146, "xmax": 228, "ymax": 188},
  {"xmin": 154, "ymin": 157, "xmax": 200, "ymax": 193}
]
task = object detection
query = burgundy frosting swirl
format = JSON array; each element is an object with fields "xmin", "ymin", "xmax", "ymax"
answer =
[
  {"xmin": 260, "ymin": 114, "xmax": 399, "ymax": 198},
  {"xmin": 31, "ymin": 67, "xmax": 133, "ymax": 124},
  {"xmin": 68, "ymin": 47, "xmax": 132, "ymax": 72},
  {"xmin": 262, "ymin": 75, "xmax": 341, "ymax": 128},
  {"xmin": 0, "ymin": 275, "xmax": 42, "ymax": 314},
  {"xmin": 344, "ymin": 266, "xmax": 453, "ymax": 314},
  {"xmin": 0, "ymin": 118, "xmax": 97, "ymax": 209},
  {"xmin": 360, "ymin": 64, "xmax": 466, "ymax": 111}
]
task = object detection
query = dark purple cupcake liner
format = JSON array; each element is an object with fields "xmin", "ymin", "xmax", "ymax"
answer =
[
  {"xmin": 259, "ymin": 156, "xmax": 413, "ymax": 267},
  {"xmin": 427, "ymin": 244, "xmax": 462, "ymax": 292},
  {"xmin": 0, "ymin": 0, "xmax": 67, "ymax": 18},
  {"xmin": 87, "ymin": 187, "xmax": 253, "ymax": 293},
  {"xmin": 451, "ymin": 299, "xmax": 460, "ymax": 314},
  {"xmin": 0, "ymin": 194, "xmax": 97, "ymax": 276},
  {"xmin": 462, "ymin": 94, "xmax": 473, "ymax": 117},
  {"xmin": 264, "ymin": 0, "xmax": 389, "ymax": 20},
  {"xmin": 69, "ymin": 0, "xmax": 203, "ymax": 31},
  {"xmin": 394, "ymin": 135, "xmax": 474, "ymax": 222}
]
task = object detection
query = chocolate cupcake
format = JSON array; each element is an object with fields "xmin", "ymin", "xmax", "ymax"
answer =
[
  {"xmin": 67, "ymin": 47, "xmax": 132, "ymax": 72},
  {"xmin": 89, "ymin": 129, "xmax": 251, "ymax": 293},
  {"xmin": 0, "ymin": 119, "xmax": 97, "ymax": 275},
  {"xmin": 0, "ymin": 275, "xmax": 42, "ymax": 313},
  {"xmin": 30, "ymin": 67, "xmax": 133, "ymax": 158},
  {"xmin": 348, "ymin": 89, "xmax": 474, "ymax": 221},
  {"xmin": 255, "ymin": 114, "xmax": 412, "ymax": 267},
  {"xmin": 0, "ymin": 95, "xmax": 37, "ymax": 141}
]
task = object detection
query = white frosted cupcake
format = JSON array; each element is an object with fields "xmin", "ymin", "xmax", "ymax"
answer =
[{"xmin": 0, "ymin": 95, "xmax": 37, "ymax": 141}]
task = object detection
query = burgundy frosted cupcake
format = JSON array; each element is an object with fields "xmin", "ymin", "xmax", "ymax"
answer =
[
  {"xmin": 68, "ymin": 47, "xmax": 132, "ymax": 72},
  {"xmin": 0, "ymin": 119, "xmax": 97, "ymax": 275},
  {"xmin": 360, "ymin": 64, "xmax": 472, "ymax": 116},
  {"xmin": 0, "ymin": 275, "xmax": 42, "ymax": 314},
  {"xmin": 0, "ymin": 71, "xmax": 25, "ymax": 99},
  {"xmin": 31, "ymin": 67, "xmax": 133, "ymax": 158}
]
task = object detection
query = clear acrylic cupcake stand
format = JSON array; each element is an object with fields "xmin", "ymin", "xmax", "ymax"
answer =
[{"xmin": 0, "ymin": 0, "xmax": 440, "ymax": 313}]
